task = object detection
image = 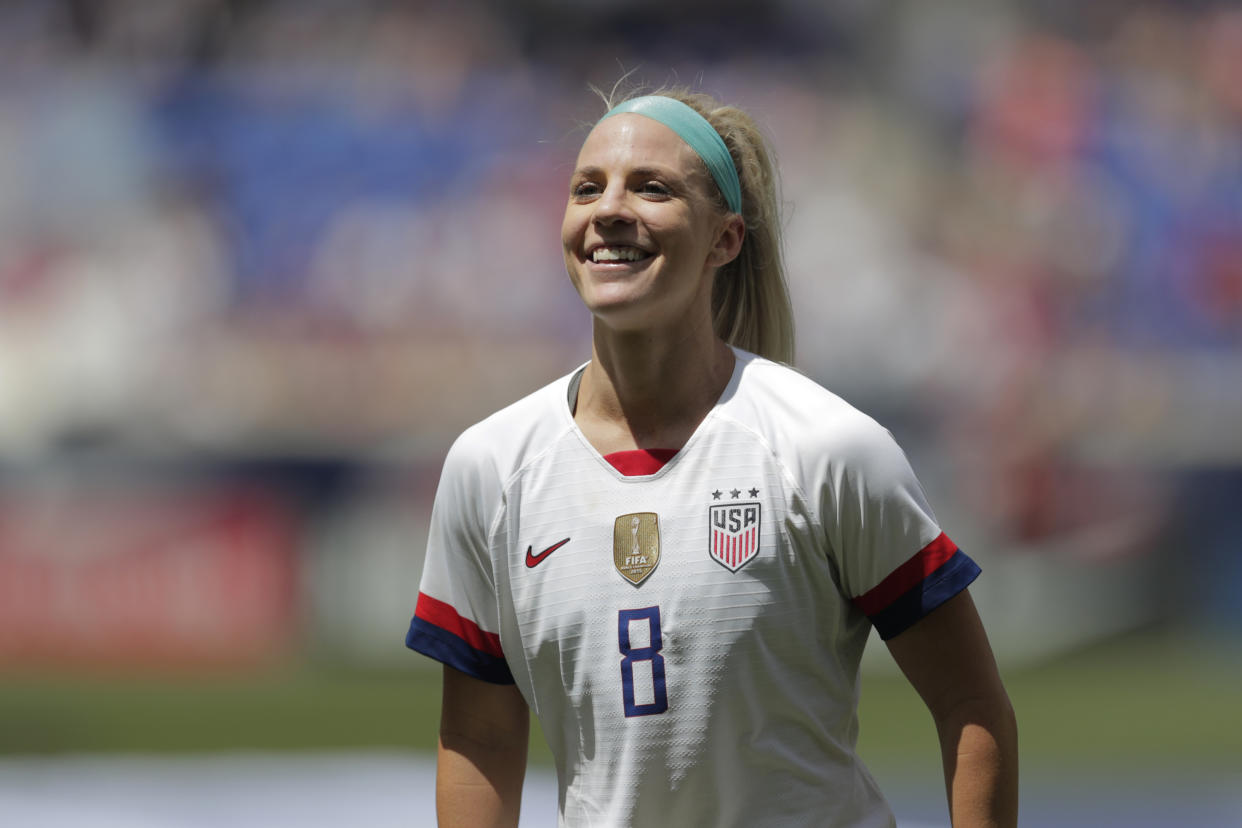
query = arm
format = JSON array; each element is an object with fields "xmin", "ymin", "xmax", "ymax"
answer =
[
  {"xmin": 436, "ymin": 664, "xmax": 531, "ymax": 828},
  {"xmin": 885, "ymin": 590, "xmax": 1019, "ymax": 828}
]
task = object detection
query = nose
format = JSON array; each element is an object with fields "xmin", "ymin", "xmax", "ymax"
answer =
[{"xmin": 592, "ymin": 180, "xmax": 635, "ymax": 226}]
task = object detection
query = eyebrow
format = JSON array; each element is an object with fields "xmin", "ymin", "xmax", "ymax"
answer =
[{"xmin": 571, "ymin": 164, "xmax": 685, "ymax": 181}]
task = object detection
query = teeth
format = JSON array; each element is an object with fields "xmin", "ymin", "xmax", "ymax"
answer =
[{"xmin": 592, "ymin": 247, "xmax": 647, "ymax": 263}]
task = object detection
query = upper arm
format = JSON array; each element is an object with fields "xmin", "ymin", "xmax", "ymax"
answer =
[
  {"xmin": 440, "ymin": 664, "xmax": 530, "ymax": 749},
  {"xmin": 886, "ymin": 589, "xmax": 1020, "ymax": 826},
  {"xmin": 436, "ymin": 666, "xmax": 530, "ymax": 828},
  {"xmin": 884, "ymin": 590, "xmax": 1010, "ymax": 721}
]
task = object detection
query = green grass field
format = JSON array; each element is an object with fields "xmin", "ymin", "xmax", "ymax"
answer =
[{"xmin": 2, "ymin": 628, "xmax": 1239, "ymax": 777}]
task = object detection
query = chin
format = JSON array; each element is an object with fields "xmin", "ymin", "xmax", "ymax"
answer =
[
  {"xmin": 579, "ymin": 281, "xmax": 647, "ymax": 314},
  {"xmin": 585, "ymin": 298, "xmax": 657, "ymax": 334}
]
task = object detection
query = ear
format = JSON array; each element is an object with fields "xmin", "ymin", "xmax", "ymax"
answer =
[{"xmin": 707, "ymin": 213, "xmax": 745, "ymax": 268}]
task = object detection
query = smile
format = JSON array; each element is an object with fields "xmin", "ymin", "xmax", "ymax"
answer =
[{"xmin": 591, "ymin": 246, "xmax": 652, "ymax": 263}]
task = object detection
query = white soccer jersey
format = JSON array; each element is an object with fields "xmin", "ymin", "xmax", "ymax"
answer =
[{"xmin": 407, "ymin": 348, "xmax": 979, "ymax": 828}]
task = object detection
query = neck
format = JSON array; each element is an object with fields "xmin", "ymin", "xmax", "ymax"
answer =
[{"xmin": 575, "ymin": 315, "xmax": 735, "ymax": 455}]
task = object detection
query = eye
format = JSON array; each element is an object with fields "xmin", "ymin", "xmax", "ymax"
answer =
[
  {"xmin": 638, "ymin": 181, "xmax": 671, "ymax": 197},
  {"xmin": 571, "ymin": 180, "xmax": 601, "ymax": 200}
]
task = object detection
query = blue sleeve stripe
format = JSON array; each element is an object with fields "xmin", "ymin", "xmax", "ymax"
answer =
[
  {"xmin": 405, "ymin": 615, "xmax": 515, "ymax": 685},
  {"xmin": 868, "ymin": 550, "xmax": 981, "ymax": 641}
]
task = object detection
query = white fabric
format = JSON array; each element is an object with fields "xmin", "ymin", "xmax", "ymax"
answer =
[{"xmin": 416, "ymin": 349, "xmax": 952, "ymax": 828}]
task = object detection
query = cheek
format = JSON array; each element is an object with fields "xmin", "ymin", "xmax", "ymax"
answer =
[
  {"xmin": 561, "ymin": 208, "xmax": 584, "ymax": 253},
  {"xmin": 561, "ymin": 225, "xmax": 586, "ymax": 293}
]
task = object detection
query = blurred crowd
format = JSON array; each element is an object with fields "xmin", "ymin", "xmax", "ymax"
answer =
[{"xmin": 1, "ymin": 0, "xmax": 1241, "ymax": 663}]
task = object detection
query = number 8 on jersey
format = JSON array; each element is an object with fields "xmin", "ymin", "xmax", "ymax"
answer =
[{"xmin": 618, "ymin": 606, "xmax": 667, "ymax": 717}]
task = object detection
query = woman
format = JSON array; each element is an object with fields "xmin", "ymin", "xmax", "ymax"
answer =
[{"xmin": 407, "ymin": 88, "xmax": 1018, "ymax": 827}]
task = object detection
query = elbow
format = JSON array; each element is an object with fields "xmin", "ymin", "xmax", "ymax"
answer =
[{"xmin": 938, "ymin": 689, "xmax": 1018, "ymax": 753}]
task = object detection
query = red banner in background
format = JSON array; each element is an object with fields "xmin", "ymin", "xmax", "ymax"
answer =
[{"xmin": 0, "ymin": 487, "xmax": 299, "ymax": 670}]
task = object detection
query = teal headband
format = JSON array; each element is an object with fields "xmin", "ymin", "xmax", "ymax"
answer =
[{"xmin": 600, "ymin": 95, "xmax": 743, "ymax": 215}]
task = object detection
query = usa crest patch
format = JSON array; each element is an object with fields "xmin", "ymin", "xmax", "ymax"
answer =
[{"xmin": 709, "ymin": 502, "xmax": 761, "ymax": 572}]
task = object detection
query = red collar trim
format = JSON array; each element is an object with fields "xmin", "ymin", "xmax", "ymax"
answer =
[{"xmin": 603, "ymin": 448, "xmax": 679, "ymax": 476}]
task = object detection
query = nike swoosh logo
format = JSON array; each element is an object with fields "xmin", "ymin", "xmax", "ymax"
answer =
[{"xmin": 525, "ymin": 538, "xmax": 570, "ymax": 568}]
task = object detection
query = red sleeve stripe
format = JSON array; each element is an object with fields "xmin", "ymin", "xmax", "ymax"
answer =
[
  {"xmin": 852, "ymin": 532, "xmax": 960, "ymax": 617},
  {"xmin": 414, "ymin": 592, "xmax": 504, "ymax": 658}
]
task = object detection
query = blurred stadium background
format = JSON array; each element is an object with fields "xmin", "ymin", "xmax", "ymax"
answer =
[{"xmin": 1, "ymin": 0, "xmax": 1240, "ymax": 825}]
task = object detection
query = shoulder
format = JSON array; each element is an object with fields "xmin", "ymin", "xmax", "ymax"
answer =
[
  {"xmin": 724, "ymin": 350, "xmax": 897, "ymax": 463},
  {"xmin": 442, "ymin": 367, "xmax": 580, "ymax": 490}
]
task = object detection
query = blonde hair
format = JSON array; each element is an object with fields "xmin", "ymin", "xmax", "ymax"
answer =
[{"xmin": 595, "ymin": 84, "xmax": 796, "ymax": 365}]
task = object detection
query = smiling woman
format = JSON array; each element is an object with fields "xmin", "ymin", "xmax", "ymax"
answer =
[
  {"xmin": 562, "ymin": 107, "xmax": 735, "ymax": 341},
  {"xmin": 404, "ymin": 85, "xmax": 1017, "ymax": 828},
  {"xmin": 564, "ymin": 91, "xmax": 793, "ymax": 367}
]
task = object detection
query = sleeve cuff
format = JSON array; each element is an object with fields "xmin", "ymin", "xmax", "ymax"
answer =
[
  {"xmin": 406, "ymin": 615, "xmax": 515, "ymax": 684},
  {"xmin": 864, "ymin": 549, "xmax": 981, "ymax": 640}
]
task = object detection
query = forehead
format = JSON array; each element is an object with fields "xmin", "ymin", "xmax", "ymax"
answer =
[{"xmin": 576, "ymin": 113, "xmax": 699, "ymax": 173}]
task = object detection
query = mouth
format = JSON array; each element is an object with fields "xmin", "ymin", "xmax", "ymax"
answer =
[{"xmin": 589, "ymin": 245, "xmax": 653, "ymax": 264}]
